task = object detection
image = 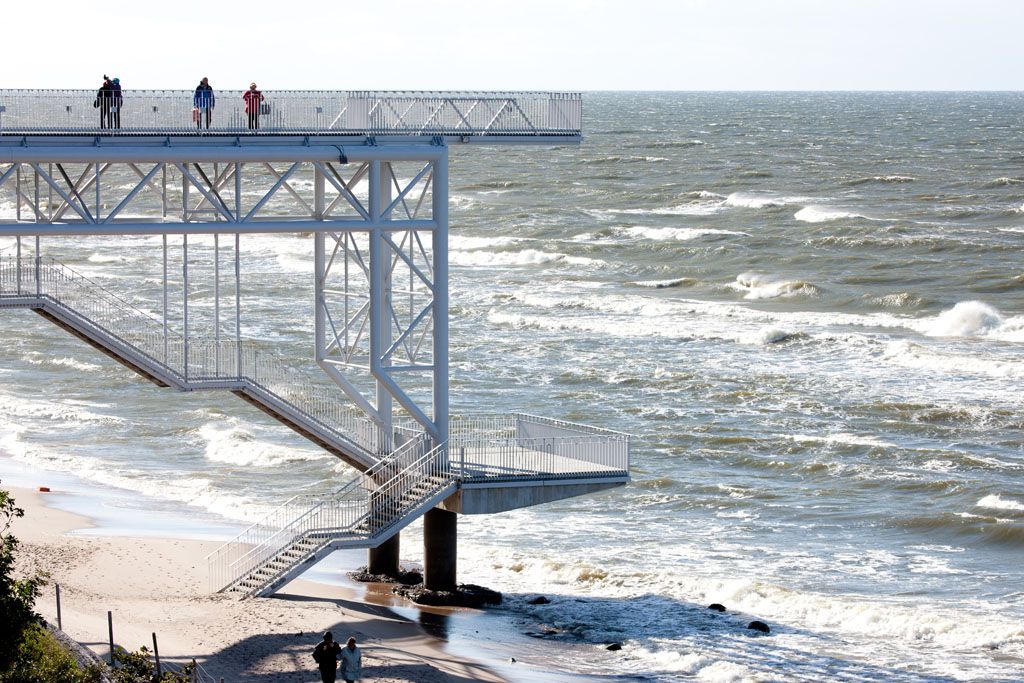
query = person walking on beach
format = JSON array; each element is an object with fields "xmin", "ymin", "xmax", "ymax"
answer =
[
  {"xmin": 338, "ymin": 637, "xmax": 362, "ymax": 683},
  {"xmin": 312, "ymin": 631, "xmax": 342, "ymax": 683},
  {"xmin": 96, "ymin": 75, "xmax": 113, "ymax": 129},
  {"xmin": 110, "ymin": 77, "xmax": 123, "ymax": 129},
  {"xmin": 243, "ymin": 82, "xmax": 264, "ymax": 131},
  {"xmin": 193, "ymin": 77, "xmax": 215, "ymax": 130}
]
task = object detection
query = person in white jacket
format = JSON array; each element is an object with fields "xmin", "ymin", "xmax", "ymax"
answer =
[{"xmin": 339, "ymin": 636, "xmax": 362, "ymax": 683}]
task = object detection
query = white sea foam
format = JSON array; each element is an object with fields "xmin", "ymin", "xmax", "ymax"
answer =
[
  {"xmin": 724, "ymin": 192, "xmax": 803, "ymax": 209},
  {"xmin": 198, "ymin": 421, "xmax": 327, "ymax": 468},
  {"xmin": 882, "ymin": 340, "xmax": 1024, "ymax": 379},
  {"xmin": 620, "ymin": 226, "xmax": 748, "ymax": 242},
  {"xmin": 446, "ymin": 539, "xmax": 1024, "ymax": 680},
  {"xmin": 450, "ymin": 249, "xmax": 602, "ymax": 268},
  {"xmin": 632, "ymin": 277, "xmax": 698, "ymax": 289},
  {"xmin": 0, "ymin": 421, "xmax": 269, "ymax": 522},
  {"xmin": 977, "ymin": 494, "xmax": 1024, "ymax": 512},
  {"xmin": 449, "ymin": 235, "xmax": 519, "ymax": 250},
  {"xmin": 730, "ymin": 272, "xmax": 819, "ymax": 300},
  {"xmin": 912, "ymin": 301, "xmax": 1024, "ymax": 342},
  {"xmin": 794, "ymin": 206, "xmax": 868, "ymax": 223},
  {"xmin": 791, "ymin": 433, "xmax": 896, "ymax": 449}
]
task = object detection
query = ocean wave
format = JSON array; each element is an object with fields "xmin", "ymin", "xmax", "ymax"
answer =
[
  {"xmin": 453, "ymin": 542, "xmax": 1024, "ymax": 675},
  {"xmin": 882, "ymin": 340, "xmax": 1024, "ymax": 379},
  {"xmin": 451, "ymin": 248, "xmax": 603, "ymax": 268},
  {"xmin": 870, "ymin": 292, "xmax": 926, "ymax": 309},
  {"xmin": 724, "ymin": 192, "xmax": 803, "ymax": 209},
  {"xmin": 983, "ymin": 177, "xmax": 1024, "ymax": 188},
  {"xmin": 730, "ymin": 272, "xmax": 820, "ymax": 300},
  {"xmin": 794, "ymin": 206, "xmax": 869, "ymax": 223},
  {"xmin": 790, "ymin": 433, "xmax": 896, "ymax": 449},
  {"xmin": 619, "ymin": 226, "xmax": 748, "ymax": 241},
  {"xmin": 610, "ymin": 202, "xmax": 726, "ymax": 216},
  {"xmin": 685, "ymin": 190, "xmax": 727, "ymax": 200},
  {"xmin": 844, "ymin": 175, "xmax": 916, "ymax": 186},
  {"xmin": 644, "ymin": 139, "xmax": 705, "ymax": 149},
  {"xmin": 977, "ymin": 494, "xmax": 1024, "ymax": 512},
  {"xmin": 197, "ymin": 421, "xmax": 327, "ymax": 468},
  {"xmin": 913, "ymin": 301, "xmax": 1024, "ymax": 341},
  {"xmin": 0, "ymin": 429, "xmax": 270, "ymax": 523},
  {"xmin": 450, "ymin": 235, "xmax": 519, "ymax": 250},
  {"xmin": 631, "ymin": 277, "xmax": 698, "ymax": 289}
]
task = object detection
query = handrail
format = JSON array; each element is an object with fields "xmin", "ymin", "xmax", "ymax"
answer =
[
  {"xmin": 1, "ymin": 255, "xmax": 394, "ymax": 457},
  {"xmin": 218, "ymin": 439, "xmax": 452, "ymax": 594},
  {"xmin": 204, "ymin": 432, "xmax": 429, "ymax": 563},
  {"xmin": 0, "ymin": 89, "xmax": 582, "ymax": 137}
]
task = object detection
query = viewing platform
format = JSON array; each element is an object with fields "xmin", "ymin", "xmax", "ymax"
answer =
[{"xmin": 0, "ymin": 89, "xmax": 582, "ymax": 144}]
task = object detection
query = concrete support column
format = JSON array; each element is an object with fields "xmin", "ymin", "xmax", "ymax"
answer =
[
  {"xmin": 368, "ymin": 534, "xmax": 400, "ymax": 577},
  {"xmin": 423, "ymin": 507, "xmax": 457, "ymax": 590}
]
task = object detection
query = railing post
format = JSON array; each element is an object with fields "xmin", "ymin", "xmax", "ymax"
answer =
[
  {"xmin": 34, "ymin": 236, "xmax": 40, "ymax": 296},
  {"xmin": 235, "ymin": 233, "xmax": 241, "ymax": 378},
  {"xmin": 107, "ymin": 611, "xmax": 114, "ymax": 665},
  {"xmin": 183, "ymin": 235, "xmax": 189, "ymax": 382}
]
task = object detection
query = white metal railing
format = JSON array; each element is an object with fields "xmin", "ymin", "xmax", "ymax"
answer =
[
  {"xmin": 398, "ymin": 412, "xmax": 631, "ymax": 483},
  {"xmin": 205, "ymin": 432, "xmax": 431, "ymax": 591},
  {"xmin": 208, "ymin": 436, "xmax": 450, "ymax": 593},
  {"xmin": 0, "ymin": 90, "xmax": 582, "ymax": 136},
  {"xmin": 0, "ymin": 255, "xmax": 392, "ymax": 456}
]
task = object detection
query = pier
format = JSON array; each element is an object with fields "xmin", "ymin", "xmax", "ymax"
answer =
[{"xmin": 0, "ymin": 89, "xmax": 628, "ymax": 597}]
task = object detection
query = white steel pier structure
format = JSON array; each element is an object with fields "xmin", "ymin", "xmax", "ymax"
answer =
[{"xmin": 0, "ymin": 89, "xmax": 628, "ymax": 597}]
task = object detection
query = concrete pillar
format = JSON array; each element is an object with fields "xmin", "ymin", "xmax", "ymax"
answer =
[
  {"xmin": 423, "ymin": 508, "xmax": 457, "ymax": 590},
  {"xmin": 367, "ymin": 534, "xmax": 400, "ymax": 577}
]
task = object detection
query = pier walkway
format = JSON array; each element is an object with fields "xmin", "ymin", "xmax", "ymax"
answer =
[{"xmin": 0, "ymin": 89, "xmax": 581, "ymax": 142}]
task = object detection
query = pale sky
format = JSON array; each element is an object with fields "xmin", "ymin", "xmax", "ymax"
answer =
[{"xmin": 5, "ymin": 0, "xmax": 1023, "ymax": 91}]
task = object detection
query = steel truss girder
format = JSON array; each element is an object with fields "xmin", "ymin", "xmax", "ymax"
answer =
[
  {"xmin": 314, "ymin": 153, "xmax": 447, "ymax": 448},
  {"xmin": 0, "ymin": 143, "xmax": 449, "ymax": 460},
  {"xmin": 0, "ymin": 159, "xmax": 437, "ymax": 235}
]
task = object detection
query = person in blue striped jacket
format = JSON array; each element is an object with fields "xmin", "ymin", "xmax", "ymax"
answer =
[{"xmin": 193, "ymin": 77, "xmax": 215, "ymax": 130}]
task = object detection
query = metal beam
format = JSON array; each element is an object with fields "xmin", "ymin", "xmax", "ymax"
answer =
[{"xmin": 0, "ymin": 219, "xmax": 437, "ymax": 237}]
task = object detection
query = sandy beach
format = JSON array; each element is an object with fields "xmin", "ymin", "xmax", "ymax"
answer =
[{"xmin": 8, "ymin": 483, "xmax": 509, "ymax": 683}]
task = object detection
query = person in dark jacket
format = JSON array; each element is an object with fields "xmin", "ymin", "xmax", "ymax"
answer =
[
  {"xmin": 110, "ymin": 77, "xmax": 123, "ymax": 129},
  {"xmin": 312, "ymin": 631, "xmax": 341, "ymax": 683},
  {"xmin": 96, "ymin": 75, "xmax": 113, "ymax": 129},
  {"xmin": 193, "ymin": 77, "xmax": 215, "ymax": 129},
  {"xmin": 243, "ymin": 82, "xmax": 264, "ymax": 131}
]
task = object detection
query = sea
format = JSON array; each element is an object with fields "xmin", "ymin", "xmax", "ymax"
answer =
[{"xmin": 1, "ymin": 92, "xmax": 1023, "ymax": 681}]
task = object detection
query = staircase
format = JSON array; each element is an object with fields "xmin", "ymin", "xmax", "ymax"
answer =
[
  {"xmin": 210, "ymin": 434, "xmax": 459, "ymax": 597},
  {"xmin": 0, "ymin": 253, "xmax": 458, "ymax": 595},
  {"xmin": 0, "ymin": 254, "xmax": 391, "ymax": 468}
]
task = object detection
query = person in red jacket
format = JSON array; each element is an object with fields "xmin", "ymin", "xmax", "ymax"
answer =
[{"xmin": 243, "ymin": 83, "xmax": 265, "ymax": 131}]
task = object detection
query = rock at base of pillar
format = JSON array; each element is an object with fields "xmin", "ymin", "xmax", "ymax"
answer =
[
  {"xmin": 367, "ymin": 533, "xmax": 400, "ymax": 577},
  {"xmin": 423, "ymin": 507, "xmax": 457, "ymax": 591}
]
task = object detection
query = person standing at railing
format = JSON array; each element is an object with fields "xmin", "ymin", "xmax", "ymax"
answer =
[
  {"xmin": 110, "ymin": 78, "xmax": 123, "ymax": 129},
  {"xmin": 243, "ymin": 83, "xmax": 264, "ymax": 131},
  {"xmin": 95, "ymin": 75, "xmax": 113, "ymax": 129},
  {"xmin": 312, "ymin": 631, "xmax": 342, "ymax": 683},
  {"xmin": 193, "ymin": 77, "xmax": 215, "ymax": 130}
]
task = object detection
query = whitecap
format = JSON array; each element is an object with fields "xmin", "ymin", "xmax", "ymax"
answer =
[
  {"xmin": 977, "ymin": 494, "xmax": 1024, "ymax": 512},
  {"xmin": 794, "ymin": 206, "xmax": 868, "ymax": 223},
  {"xmin": 620, "ymin": 226, "xmax": 748, "ymax": 241},
  {"xmin": 730, "ymin": 272, "xmax": 819, "ymax": 300},
  {"xmin": 724, "ymin": 192, "xmax": 802, "ymax": 209},
  {"xmin": 913, "ymin": 301, "xmax": 1024, "ymax": 341},
  {"xmin": 451, "ymin": 249, "xmax": 602, "ymax": 268}
]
